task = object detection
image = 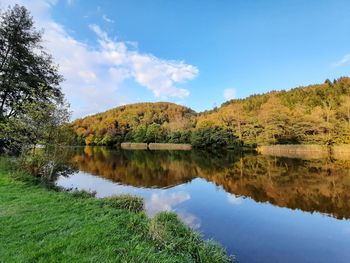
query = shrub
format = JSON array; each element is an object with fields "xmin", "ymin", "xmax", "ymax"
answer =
[
  {"xmin": 70, "ymin": 189, "xmax": 96, "ymax": 198},
  {"xmin": 191, "ymin": 127, "xmax": 239, "ymax": 149},
  {"xmin": 18, "ymin": 147, "xmax": 76, "ymax": 183},
  {"xmin": 100, "ymin": 195, "xmax": 144, "ymax": 212},
  {"xmin": 149, "ymin": 212, "xmax": 233, "ymax": 263}
]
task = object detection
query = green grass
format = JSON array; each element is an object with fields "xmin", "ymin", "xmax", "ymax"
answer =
[{"xmin": 0, "ymin": 157, "xmax": 233, "ymax": 263}]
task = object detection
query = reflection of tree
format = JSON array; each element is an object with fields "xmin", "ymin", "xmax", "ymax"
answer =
[
  {"xmin": 63, "ymin": 147, "xmax": 350, "ymax": 219},
  {"xmin": 69, "ymin": 147, "xmax": 198, "ymax": 188},
  {"xmin": 199, "ymin": 155, "xmax": 350, "ymax": 219}
]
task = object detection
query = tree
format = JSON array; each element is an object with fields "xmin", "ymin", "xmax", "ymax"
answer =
[
  {"xmin": 168, "ymin": 131, "xmax": 181, "ymax": 143},
  {"xmin": 70, "ymin": 77, "xmax": 350, "ymax": 147},
  {"xmin": 190, "ymin": 128, "xmax": 210, "ymax": 148},
  {"xmin": 0, "ymin": 100, "xmax": 71, "ymax": 154},
  {"xmin": 146, "ymin": 123, "xmax": 162, "ymax": 143},
  {"xmin": 133, "ymin": 124, "xmax": 147, "ymax": 142},
  {"xmin": 0, "ymin": 5, "xmax": 63, "ymax": 120},
  {"xmin": 0, "ymin": 5, "xmax": 65, "ymax": 153},
  {"xmin": 221, "ymin": 104, "xmax": 246, "ymax": 143},
  {"xmin": 190, "ymin": 127, "xmax": 238, "ymax": 148},
  {"xmin": 340, "ymin": 96, "xmax": 350, "ymax": 126},
  {"xmin": 258, "ymin": 95, "xmax": 292, "ymax": 144}
]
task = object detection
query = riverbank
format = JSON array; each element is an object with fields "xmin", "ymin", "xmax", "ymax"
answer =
[
  {"xmin": 121, "ymin": 142, "xmax": 192, "ymax": 150},
  {"xmin": 0, "ymin": 157, "xmax": 232, "ymax": 262}
]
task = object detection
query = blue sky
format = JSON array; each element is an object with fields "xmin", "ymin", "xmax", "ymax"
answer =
[{"xmin": 2, "ymin": 0, "xmax": 350, "ymax": 119}]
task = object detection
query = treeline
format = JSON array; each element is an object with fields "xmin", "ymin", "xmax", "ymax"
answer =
[
  {"xmin": 72, "ymin": 78, "xmax": 350, "ymax": 148},
  {"xmin": 72, "ymin": 102, "xmax": 241, "ymax": 148},
  {"xmin": 198, "ymin": 77, "xmax": 350, "ymax": 146}
]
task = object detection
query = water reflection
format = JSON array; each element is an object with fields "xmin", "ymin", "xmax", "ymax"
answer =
[
  {"xmin": 227, "ymin": 194, "xmax": 243, "ymax": 205},
  {"xmin": 56, "ymin": 147, "xmax": 350, "ymax": 263},
  {"xmin": 146, "ymin": 191, "xmax": 191, "ymax": 215},
  {"xmin": 61, "ymin": 146, "xmax": 350, "ymax": 220},
  {"xmin": 71, "ymin": 147, "xmax": 196, "ymax": 188}
]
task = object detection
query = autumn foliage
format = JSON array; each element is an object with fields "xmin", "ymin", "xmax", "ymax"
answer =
[{"xmin": 72, "ymin": 77, "xmax": 350, "ymax": 147}]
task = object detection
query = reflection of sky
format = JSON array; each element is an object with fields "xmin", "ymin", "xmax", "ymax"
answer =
[
  {"xmin": 145, "ymin": 191, "xmax": 201, "ymax": 229},
  {"xmin": 227, "ymin": 193, "xmax": 243, "ymax": 205},
  {"xmin": 57, "ymin": 171, "xmax": 142, "ymax": 197},
  {"xmin": 177, "ymin": 211, "xmax": 201, "ymax": 229},
  {"xmin": 57, "ymin": 172, "xmax": 200, "ymax": 228},
  {"xmin": 57, "ymin": 171, "xmax": 350, "ymax": 263},
  {"xmin": 145, "ymin": 191, "xmax": 190, "ymax": 216}
]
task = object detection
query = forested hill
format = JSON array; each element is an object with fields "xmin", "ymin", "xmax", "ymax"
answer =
[
  {"xmin": 198, "ymin": 77, "xmax": 350, "ymax": 145},
  {"xmin": 72, "ymin": 77, "xmax": 350, "ymax": 147},
  {"xmin": 72, "ymin": 102, "xmax": 197, "ymax": 145}
]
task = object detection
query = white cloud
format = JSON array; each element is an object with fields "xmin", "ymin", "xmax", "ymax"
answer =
[
  {"xmin": 223, "ymin": 88, "xmax": 236, "ymax": 100},
  {"xmin": 333, "ymin": 54, "xmax": 350, "ymax": 67},
  {"xmin": 0, "ymin": 0, "xmax": 198, "ymax": 119},
  {"xmin": 108, "ymin": 67, "xmax": 131, "ymax": 83},
  {"xmin": 78, "ymin": 70, "xmax": 97, "ymax": 82},
  {"xmin": 102, "ymin": 14, "xmax": 114, "ymax": 23}
]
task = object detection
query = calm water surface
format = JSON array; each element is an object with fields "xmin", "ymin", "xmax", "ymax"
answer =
[{"xmin": 56, "ymin": 147, "xmax": 350, "ymax": 263}]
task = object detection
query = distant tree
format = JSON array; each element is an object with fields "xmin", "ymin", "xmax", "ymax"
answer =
[
  {"xmin": 340, "ymin": 96, "xmax": 350, "ymax": 126},
  {"xmin": 146, "ymin": 123, "xmax": 162, "ymax": 143},
  {"xmin": 191, "ymin": 127, "xmax": 238, "ymax": 148},
  {"xmin": 179, "ymin": 130, "xmax": 191, "ymax": 143},
  {"xmin": 71, "ymin": 77, "xmax": 350, "ymax": 147},
  {"xmin": 133, "ymin": 124, "xmax": 147, "ymax": 142},
  {"xmin": 168, "ymin": 131, "xmax": 181, "ymax": 143},
  {"xmin": 85, "ymin": 134, "xmax": 94, "ymax": 145},
  {"xmin": 258, "ymin": 96, "xmax": 292, "ymax": 144},
  {"xmin": 190, "ymin": 128, "xmax": 210, "ymax": 148}
]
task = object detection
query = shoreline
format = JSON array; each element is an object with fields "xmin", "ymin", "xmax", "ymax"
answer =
[
  {"xmin": 121, "ymin": 142, "xmax": 192, "ymax": 150},
  {"xmin": 257, "ymin": 144, "xmax": 350, "ymax": 160},
  {"xmin": 0, "ymin": 157, "xmax": 232, "ymax": 262}
]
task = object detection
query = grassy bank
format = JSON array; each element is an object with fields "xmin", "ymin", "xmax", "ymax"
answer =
[{"xmin": 0, "ymin": 157, "xmax": 232, "ymax": 262}]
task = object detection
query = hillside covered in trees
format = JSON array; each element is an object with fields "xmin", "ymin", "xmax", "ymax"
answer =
[
  {"xmin": 73, "ymin": 103, "xmax": 196, "ymax": 145},
  {"xmin": 72, "ymin": 77, "xmax": 350, "ymax": 148}
]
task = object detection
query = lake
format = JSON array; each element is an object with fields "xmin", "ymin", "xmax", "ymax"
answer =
[{"xmin": 56, "ymin": 146, "xmax": 350, "ymax": 263}]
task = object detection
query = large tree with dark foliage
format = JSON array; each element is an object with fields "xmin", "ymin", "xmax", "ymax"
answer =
[
  {"xmin": 0, "ymin": 5, "xmax": 67, "ymax": 153},
  {"xmin": 0, "ymin": 4, "xmax": 63, "ymax": 120}
]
